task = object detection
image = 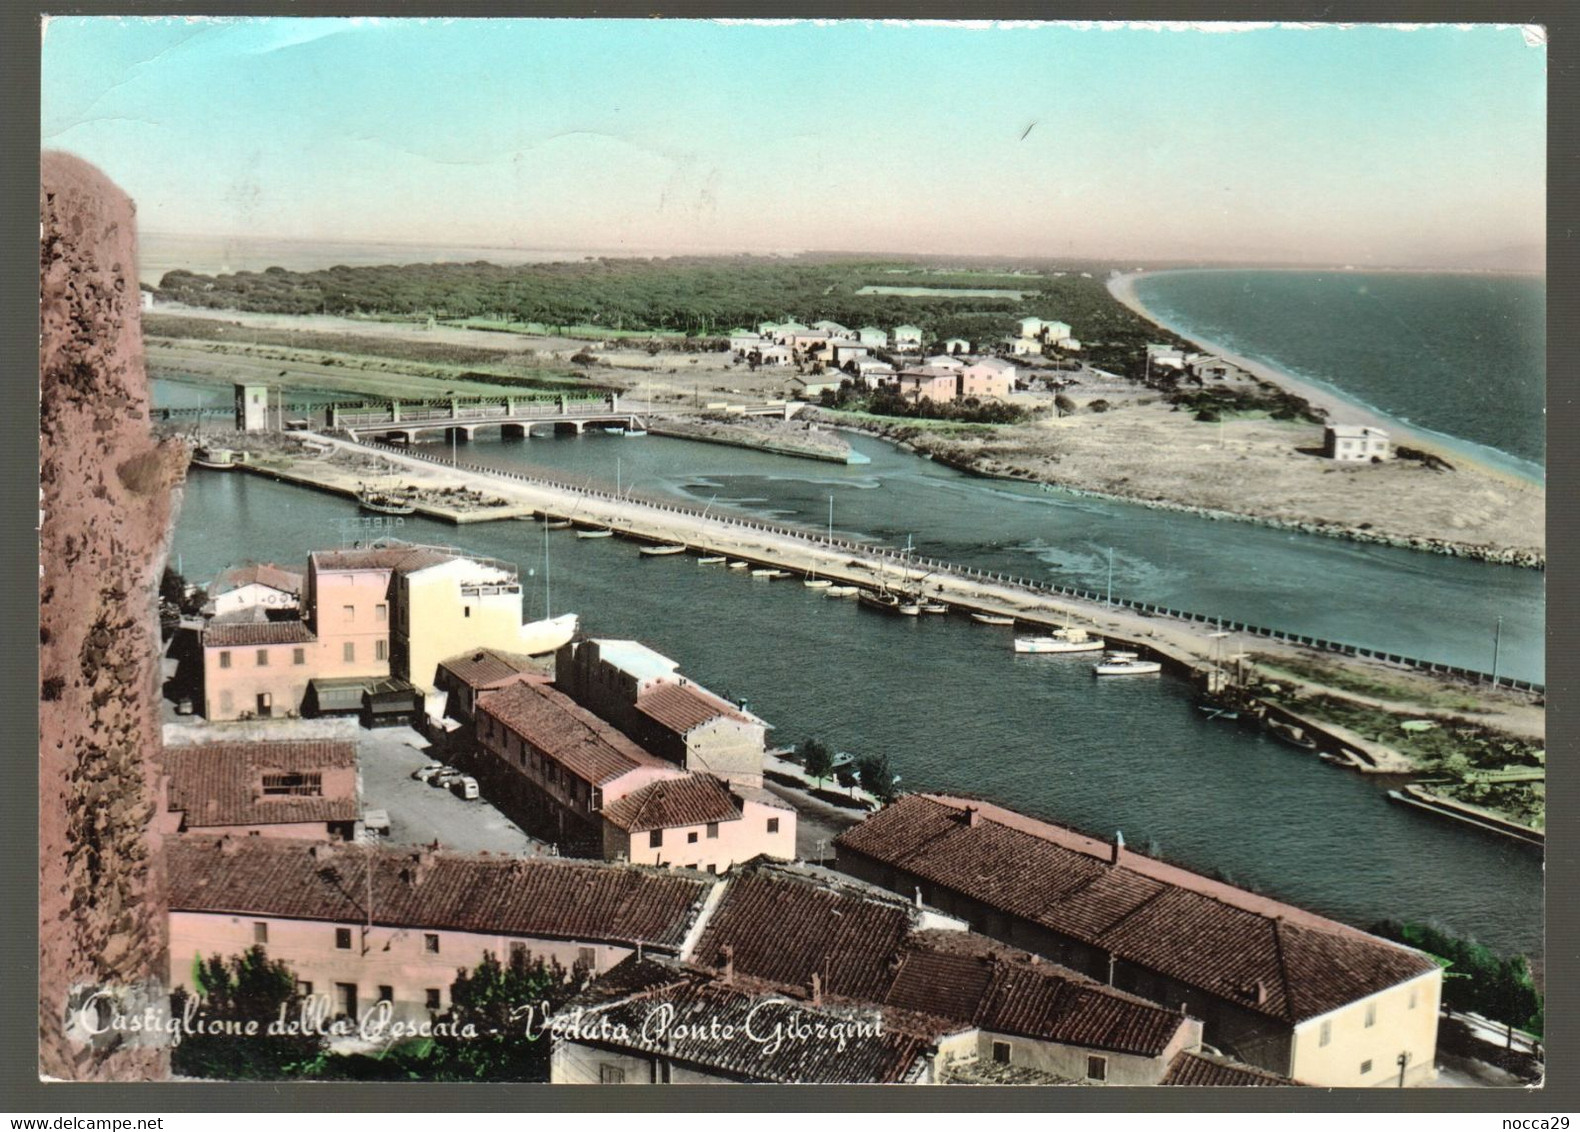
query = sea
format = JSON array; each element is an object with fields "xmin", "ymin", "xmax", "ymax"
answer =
[{"xmin": 1131, "ymin": 270, "xmax": 1546, "ymax": 483}]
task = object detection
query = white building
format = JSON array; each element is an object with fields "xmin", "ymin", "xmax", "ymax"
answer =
[
  {"xmin": 893, "ymin": 325, "xmax": 924, "ymax": 350},
  {"xmin": 857, "ymin": 327, "xmax": 889, "ymax": 349},
  {"xmin": 1323, "ymin": 425, "xmax": 1391, "ymax": 462},
  {"xmin": 943, "ymin": 337, "xmax": 970, "ymax": 355}
]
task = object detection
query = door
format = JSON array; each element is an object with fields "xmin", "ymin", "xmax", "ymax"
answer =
[
  {"xmin": 336, "ymin": 982, "xmax": 358, "ymax": 1021},
  {"xmin": 257, "ymin": 692, "xmax": 273, "ymax": 719}
]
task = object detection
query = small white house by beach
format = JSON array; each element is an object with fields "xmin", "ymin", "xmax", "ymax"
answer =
[{"xmin": 1323, "ymin": 425, "xmax": 1391, "ymax": 462}]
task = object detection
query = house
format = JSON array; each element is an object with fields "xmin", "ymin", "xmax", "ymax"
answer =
[
  {"xmin": 200, "ymin": 619, "xmax": 318, "ymax": 721},
  {"xmin": 431, "ymin": 647, "xmax": 545, "ymax": 735},
  {"xmin": 852, "ymin": 358, "xmax": 896, "ymax": 381},
  {"xmin": 960, "ymin": 357, "xmax": 1017, "ymax": 400},
  {"xmin": 755, "ymin": 345, "xmax": 793, "ymax": 367},
  {"xmin": 165, "ymin": 835, "xmax": 720, "ymax": 1025},
  {"xmin": 769, "ymin": 321, "xmax": 810, "ymax": 344},
  {"xmin": 892, "ymin": 325, "xmax": 924, "ymax": 350},
  {"xmin": 1017, "ymin": 316, "xmax": 1045, "ymax": 340},
  {"xmin": 556, "ymin": 639, "xmax": 768, "ymax": 785},
  {"xmin": 857, "ymin": 326, "xmax": 888, "ymax": 349},
  {"xmin": 208, "ymin": 563, "xmax": 302, "ymax": 623},
  {"xmin": 835, "ymin": 795, "xmax": 1442, "ymax": 1086},
  {"xmin": 1146, "ymin": 343, "xmax": 1187, "ymax": 370},
  {"xmin": 601, "ymin": 773, "xmax": 795, "ymax": 873},
  {"xmin": 942, "ymin": 338, "xmax": 971, "ymax": 355},
  {"xmin": 728, "ymin": 331, "xmax": 764, "ymax": 353},
  {"xmin": 554, "ymin": 860, "xmax": 1212, "ymax": 1085},
  {"xmin": 1042, "ymin": 320, "xmax": 1073, "ymax": 343},
  {"xmin": 139, "ymin": 288, "xmax": 156, "ymax": 311},
  {"xmin": 790, "ymin": 374, "xmax": 845, "ymax": 399},
  {"xmin": 1324, "ymin": 425, "xmax": 1391, "ymax": 462},
  {"xmin": 831, "ymin": 341, "xmax": 870, "ymax": 364},
  {"xmin": 1007, "ymin": 337, "xmax": 1040, "ymax": 357},
  {"xmin": 157, "ymin": 740, "xmax": 359, "ymax": 841},
  {"xmin": 921, "ymin": 354, "xmax": 966, "ymax": 373},
  {"xmin": 887, "ymin": 367, "xmax": 960, "ymax": 405},
  {"xmin": 475, "ymin": 680, "xmax": 683, "ymax": 854}
]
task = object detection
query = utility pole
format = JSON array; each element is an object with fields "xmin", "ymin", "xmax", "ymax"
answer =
[
  {"xmin": 1492, "ymin": 616, "xmax": 1503, "ymax": 685},
  {"xmin": 1106, "ymin": 547, "xmax": 1115, "ymax": 607}
]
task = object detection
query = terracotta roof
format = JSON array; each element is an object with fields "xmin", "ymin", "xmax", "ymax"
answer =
[
  {"xmin": 835, "ymin": 795, "xmax": 1438, "ymax": 1024},
  {"xmin": 690, "ymin": 864, "xmax": 1188, "ymax": 1059},
  {"xmin": 166, "ymin": 836, "xmax": 716, "ymax": 949},
  {"xmin": 309, "ymin": 545, "xmax": 455, "ymax": 574},
  {"xmin": 601, "ymin": 774, "xmax": 742, "ymax": 833},
  {"xmin": 213, "ymin": 563, "xmax": 302, "ymax": 595},
  {"xmin": 161, "ymin": 742, "xmax": 357, "ymax": 829},
  {"xmin": 204, "ymin": 620, "xmax": 317, "ymax": 647},
  {"xmin": 561, "ymin": 959, "xmax": 935, "ymax": 1084},
  {"xmin": 479, "ymin": 681, "xmax": 668, "ymax": 786},
  {"xmin": 1162, "ymin": 1051, "xmax": 1294, "ymax": 1087},
  {"xmin": 634, "ymin": 683, "xmax": 751, "ymax": 736},
  {"xmin": 438, "ymin": 648, "xmax": 541, "ymax": 690}
]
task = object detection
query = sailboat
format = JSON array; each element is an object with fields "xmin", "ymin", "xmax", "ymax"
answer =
[
  {"xmin": 519, "ymin": 516, "xmax": 578, "ymax": 655},
  {"xmin": 805, "ymin": 493, "xmax": 835, "ymax": 588}
]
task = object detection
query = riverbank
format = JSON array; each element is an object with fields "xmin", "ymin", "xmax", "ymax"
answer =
[{"xmin": 648, "ymin": 413, "xmax": 862, "ymax": 464}]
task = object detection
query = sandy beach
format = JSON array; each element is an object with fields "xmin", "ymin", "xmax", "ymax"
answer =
[{"xmin": 1106, "ymin": 270, "xmax": 1542, "ymax": 491}]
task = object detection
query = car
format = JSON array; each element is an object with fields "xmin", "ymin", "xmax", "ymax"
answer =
[
  {"xmin": 432, "ymin": 768, "xmax": 465, "ymax": 788},
  {"xmin": 450, "ymin": 776, "xmax": 480, "ymax": 801},
  {"xmin": 411, "ymin": 763, "xmax": 445, "ymax": 784}
]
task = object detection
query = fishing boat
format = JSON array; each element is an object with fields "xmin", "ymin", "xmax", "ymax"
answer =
[
  {"xmin": 971, "ymin": 613, "xmax": 1016, "ymax": 626},
  {"xmin": 624, "ymin": 429, "xmax": 648, "ymax": 438},
  {"xmin": 191, "ymin": 445, "xmax": 237, "ymax": 470},
  {"xmin": 543, "ymin": 518, "xmax": 574, "ymax": 530},
  {"xmin": 697, "ymin": 555, "xmax": 727, "ymax": 565},
  {"xmin": 575, "ymin": 527, "xmax": 614, "ymax": 539},
  {"xmin": 1093, "ymin": 650, "xmax": 1162, "ymax": 676},
  {"xmin": 804, "ymin": 575, "xmax": 833, "ymax": 589},
  {"xmin": 357, "ymin": 484, "xmax": 416, "ymax": 515},
  {"xmin": 751, "ymin": 567, "xmax": 789, "ymax": 579},
  {"xmin": 858, "ymin": 588, "xmax": 920, "ymax": 616},
  {"xmin": 639, "ymin": 543, "xmax": 688, "ymax": 557},
  {"xmin": 1013, "ymin": 627, "xmax": 1105, "ymax": 654},
  {"xmin": 824, "ymin": 585, "xmax": 859, "ymax": 597},
  {"xmin": 918, "ymin": 599, "xmax": 948, "ymax": 615},
  {"xmin": 727, "ymin": 560, "xmax": 750, "ymax": 570}
]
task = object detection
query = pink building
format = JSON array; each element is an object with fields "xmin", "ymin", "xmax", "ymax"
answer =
[
  {"xmin": 166, "ymin": 836, "xmax": 719, "ymax": 1025},
  {"xmin": 960, "ymin": 358, "xmax": 1017, "ymax": 400},
  {"xmin": 887, "ymin": 367, "xmax": 961, "ymax": 405},
  {"xmin": 157, "ymin": 740, "xmax": 359, "ymax": 840},
  {"xmin": 200, "ymin": 620, "xmax": 318, "ymax": 721},
  {"xmin": 600, "ymin": 773, "xmax": 795, "ymax": 873}
]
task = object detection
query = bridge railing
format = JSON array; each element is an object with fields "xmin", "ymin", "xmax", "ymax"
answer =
[{"xmin": 351, "ymin": 438, "xmax": 1543, "ymax": 695}]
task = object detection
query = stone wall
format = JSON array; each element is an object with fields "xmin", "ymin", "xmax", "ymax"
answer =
[{"xmin": 39, "ymin": 151, "xmax": 187, "ymax": 1080}]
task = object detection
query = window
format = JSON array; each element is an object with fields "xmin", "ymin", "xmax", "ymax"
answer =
[
  {"xmin": 296, "ymin": 980, "xmax": 313, "ymax": 997},
  {"xmin": 425, "ymin": 988, "xmax": 441, "ymax": 1011},
  {"xmin": 1086, "ymin": 1055, "xmax": 1107, "ymax": 1082},
  {"xmin": 599, "ymin": 1064, "xmax": 626, "ymax": 1085},
  {"xmin": 293, "ymin": 647, "xmax": 306, "ymax": 666},
  {"xmin": 1360, "ymin": 1059, "xmax": 1372, "ymax": 1076},
  {"xmin": 376, "ymin": 603, "xmax": 388, "ymax": 623},
  {"xmin": 464, "ymin": 606, "xmax": 471, "ymax": 618},
  {"xmin": 343, "ymin": 642, "xmax": 355, "ymax": 663},
  {"xmin": 706, "ymin": 822, "xmax": 719, "ymax": 840},
  {"xmin": 1319, "ymin": 1021, "xmax": 1331, "ymax": 1047},
  {"xmin": 377, "ymin": 985, "xmax": 393, "ymax": 1004},
  {"xmin": 577, "ymin": 947, "xmax": 596, "ymax": 970},
  {"xmin": 649, "ymin": 829, "xmax": 663, "ymax": 848},
  {"xmin": 219, "ymin": 651, "xmax": 232, "ymax": 670},
  {"xmin": 256, "ymin": 649, "xmax": 269, "ymax": 667},
  {"xmin": 1364, "ymin": 1002, "xmax": 1376, "ymax": 1028},
  {"xmin": 376, "ymin": 639, "xmax": 388, "ymax": 662},
  {"xmin": 336, "ymin": 983, "xmax": 358, "ymax": 1021},
  {"xmin": 991, "ymin": 1041, "xmax": 1011, "ymax": 1064},
  {"xmin": 424, "ymin": 933, "xmax": 440, "ymax": 954},
  {"xmin": 767, "ymin": 818, "xmax": 780, "ymax": 834},
  {"xmin": 262, "ymin": 772, "xmax": 322, "ymax": 796},
  {"xmin": 687, "ymin": 831, "xmax": 699, "ymax": 844},
  {"xmin": 343, "ymin": 604, "xmax": 355, "ymax": 622},
  {"xmin": 335, "ymin": 927, "xmax": 353, "ymax": 950},
  {"xmin": 707, "ymin": 864, "xmax": 718, "ymax": 875},
  {"xmin": 253, "ymin": 921, "xmax": 268, "ymax": 944}
]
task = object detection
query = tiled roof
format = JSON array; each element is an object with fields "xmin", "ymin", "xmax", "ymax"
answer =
[
  {"xmin": 480, "ymin": 681, "xmax": 667, "ymax": 786},
  {"xmin": 835, "ymin": 795, "xmax": 1437, "ymax": 1023},
  {"xmin": 213, "ymin": 563, "xmax": 302, "ymax": 595},
  {"xmin": 634, "ymin": 683, "xmax": 751, "ymax": 736},
  {"xmin": 161, "ymin": 741, "xmax": 357, "ymax": 828},
  {"xmin": 1161, "ymin": 1051, "xmax": 1293, "ymax": 1087},
  {"xmin": 204, "ymin": 620, "xmax": 317, "ymax": 647},
  {"xmin": 561, "ymin": 959, "xmax": 936, "ymax": 1084},
  {"xmin": 601, "ymin": 774, "xmax": 742, "ymax": 833},
  {"xmin": 166, "ymin": 836, "xmax": 715, "ymax": 949},
  {"xmin": 438, "ymin": 648, "xmax": 541, "ymax": 690},
  {"xmin": 689, "ymin": 864, "xmax": 1187, "ymax": 1059},
  {"xmin": 309, "ymin": 545, "xmax": 455, "ymax": 574}
]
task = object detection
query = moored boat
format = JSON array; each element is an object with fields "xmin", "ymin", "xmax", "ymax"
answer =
[
  {"xmin": 1014, "ymin": 629, "xmax": 1105, "ymax": 654},
  {"xmin": 575, "ymin": 527, "xmax": 614, "ymax": 539},
  {"xmin": 191, "ymin": 445, "xmax": 237, "ymax": 470},
  {"xmin": 697, "ymin": 555, "xmax": 727, "ymax": 565},
  {"xmin": 859, "ymin": 589, "xmax": 919, "ymax": 616},
  {"xmin": 357, "ymin": 484, "xmax": 416, "ymax": 515},
  {"xmin": 1093, "ymin": 650, "xmax": 1162, "ymax": 676},
  {"xmin": 804, "ymin": 577, "xmax": 833, "ymax": 589},
  {"xmin": 727, "ymin": 560, "xmax": 750, "ymax": 570},
  {"xmin": 639, "ymin": 543, "xmax": 688, "ymax": 557},
  {"xmin": 970, "ymin": 612, "xmax": 1016, "ymax": 626},
  {"xmin": 824, "ymin": 585, "xmax": 859, "ymax": 597}
]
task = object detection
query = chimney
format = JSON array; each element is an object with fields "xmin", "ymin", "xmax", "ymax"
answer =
[
  {"xmin": 1110, "ymin": 830, "xmax": 1125, "ymax": 866},
  {"xmin": 810, "ymin": 971, "xmax": 822, "ymax": 1006},
  {"xmin": 219, "ymin": 835, "xmax": 241, "ymax": 857},
  {"xmin": 719, "ymin": 944, "xmax": 735, "ymax": 985},
  {"xmin": 913, "ymin": 885, "xmax": 924, "ymax": 908},
  {"xmin": 1254, "ymin": 979, "xmax": 1268, "ymax": 1007},
  {"xmin": 965, "ymin": 806, "xmax": 980, "ymax": 828}
]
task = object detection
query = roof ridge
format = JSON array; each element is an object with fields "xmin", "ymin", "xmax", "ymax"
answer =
[{"xmin": 1270, "ymin": 917, "xmax": 1296, "ymax": 1022}]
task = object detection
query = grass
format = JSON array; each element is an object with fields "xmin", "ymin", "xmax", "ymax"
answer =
[
  {"xmin": 817, "ymin": 407, "xmax": 1022, "ymax": 434},
  {"xmin": 449, "ymin": 318, "xmax": 691, "ymax": 340},
  {"xmin": 1251, "ymin": 653, "xmax": 1485, "ymax": 712}
]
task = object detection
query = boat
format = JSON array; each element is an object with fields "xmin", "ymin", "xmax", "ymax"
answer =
[
  {"xmin": 858, "ymin": 588, "xmax": 920, "ymax": 616},
  {"xmin": 191, "ymin": 445, "xmax": 237, "ymax": 470},
  {"xmin": 751, "ymin": 567, "xmax": 788, "ymax": 579},
  {"xmin": 804, "ymin": 577, "xmax": 833, "ymax": 589},
  {"xmin": 919, "ymin": 600, "xmax": 949, "ymax": 615},
  {"xmin": 824, "ymin": 585, "xmax": 859, "ymax": 598},
  {"xmin": 357, "ymin": 484, "xmax": 416, "ymax": 515},
  {"xmin": 543, "ymin": 518, "xmax": 573, "ymax": 530},
  {"xmin": 1013, "ymin": 628, "xmax": 1105, "ymax": 653},
  {"xmin": 727, "ymin": 560, "xmax": 750, "ymax": 570},
  {"xmin": 639, "ymin": 543, "xmax": 688, "ymax": 557},
  {"xmin": 970, "ymin": 613, "xmax": 1016, "ymax": 626},
  {"xmin": 624, "ymin": 429, "xmax": 648, "ymax": 438},
  {"xmin": 697, "ymin": 555, "xmax": 727, "ymax": 565},
  {"xmin": 1093, "ymin": 651, "xmax": 1163, "ymax": 676},
  {"xmin": 516, "ymin": 611, "xmax": 579, "ymax": 656},
  {"xmin": 575, "ymin": 527, "xmax": 614, "ymax": 539}
]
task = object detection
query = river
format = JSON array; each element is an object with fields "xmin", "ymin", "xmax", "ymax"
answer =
[{"xmin": 170, "ymin": 437, "xmax": 1544, "ymax": 956}]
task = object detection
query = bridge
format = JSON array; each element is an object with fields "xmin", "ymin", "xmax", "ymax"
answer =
[{"xmin": 327, "ymin": 393, "xmax": 646, "ymax": 443}]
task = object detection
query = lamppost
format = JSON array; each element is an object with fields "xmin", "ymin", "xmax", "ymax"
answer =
[
  {"xmin": 1492, "ymin": 616, "xmax": 1504, "ymax": 685},
  {"xmin": 1395, "ymin": 1050, "xmax": 1410, "ymax": 1088}
]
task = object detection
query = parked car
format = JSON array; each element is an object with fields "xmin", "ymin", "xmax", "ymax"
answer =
[
  {"xmin": 432, "ymin": 768, "xmax": 465, "ymax": 788},
  {"xmin": 450, "ymin": 776, "xmax": 480, "ymax": 801},
  {"xmin": 412, "ymin": 763, "xmax": 445, "ymax": 784}
]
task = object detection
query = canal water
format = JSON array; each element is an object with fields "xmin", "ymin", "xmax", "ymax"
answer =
[{"xmin": 171, "ymin": 457, "xmax": 1543, "ymax": 956}]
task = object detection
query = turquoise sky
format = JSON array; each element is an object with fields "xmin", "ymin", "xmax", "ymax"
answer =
[{"xmin": 40, "ymin": 19, "xmax": 1546, "ymax": 267}]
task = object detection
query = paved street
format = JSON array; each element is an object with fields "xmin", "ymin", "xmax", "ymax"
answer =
[{"xmin": 356, "ymin": 726, "xmax": 545, "ymax": 856}]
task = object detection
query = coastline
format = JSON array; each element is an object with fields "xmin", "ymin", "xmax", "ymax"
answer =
[{"xmin": 1106, "ymin": 270, "xmax": 1544, "ymax": 491}]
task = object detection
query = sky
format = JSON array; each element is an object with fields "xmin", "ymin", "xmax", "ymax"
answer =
[{"xmin": 40, "ymin": 19, "xmax": 1547, "ymax": 269}]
